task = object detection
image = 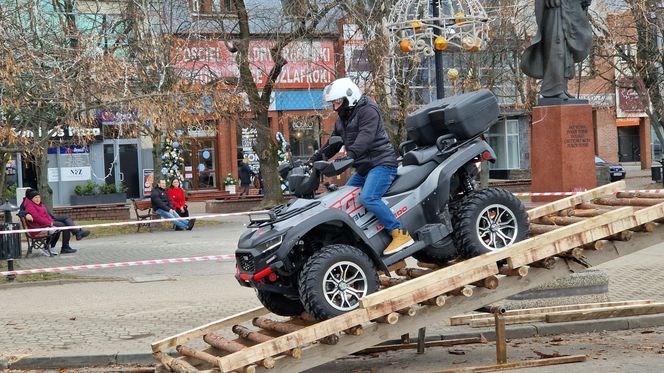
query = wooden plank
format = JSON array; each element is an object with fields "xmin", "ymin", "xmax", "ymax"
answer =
[
  {"xmin": 431, "ymin": 355, "xmax": 587, "ymax": 372},
  {"xmin": 360, "ymin": 263, "xmax": 498, "ymax": 314},
  {"xmin": 449, "ymin": 300, "xmax": 654, "ymax": 326},
  {"xmin": 366, "ymin": 202, "xmax": 635, "ymax": 311},
  {"xmin": 545, "ymin": 303, "xmax": 664, "ymax": 323},
  {"xmin": 151, "ymin": 306, "xmax": 269, "ymax": 352},
  {"xmin": 527, "ymin": 181, "xmax": 625, "ymax": 220},
  {"xmin": 217, "ymin": 309, "xmax": 369, "ymax": 372},
  {"xmin": 258, "ymin": 224, "xmax": 664, "ymax": 373},
  {"xmin": 507, "ymin": 207, "xmax": 635, "ymax": 268},
  {"xmin": 469, "ymin": 314, "xmax": 546, "ymax": 327}
]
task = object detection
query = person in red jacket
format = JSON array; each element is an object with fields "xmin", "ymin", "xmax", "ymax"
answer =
[
  {"xmin": 21, "ymin": 190, "xmax": 72, "ymax": 256},
  {"xmin": 167, "ymin": 178, "xmax": 188, "ymax": 217}
]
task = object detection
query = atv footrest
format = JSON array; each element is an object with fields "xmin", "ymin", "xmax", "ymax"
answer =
[
  {"xmin": 415, "ymin": 224, "xmax": 450, "ymax": 245},
  {"xmin": 383, "ymin": 241, "xmax": 427, "ymax": 267}
]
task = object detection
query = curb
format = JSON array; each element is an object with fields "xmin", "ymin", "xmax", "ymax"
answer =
[
  {"xmin": 8, "ymin": 314, "xmax": 664, "ymax": 370},
  {"xmin": 0, "ymin": 277, "xmax": 122, "ymax": 290}
]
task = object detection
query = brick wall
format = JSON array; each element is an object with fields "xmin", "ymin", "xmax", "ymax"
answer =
[
  {"xmin": 53, "ymin": 204, "xmax": 130, "ymax": 221},
  {"xmin": 595, "ymin": 108, "xmax": 619, "ymax": 163}
]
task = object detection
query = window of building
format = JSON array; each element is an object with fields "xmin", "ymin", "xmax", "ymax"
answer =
[
  {"xmin": 486, "ymin": 119, "xmax": 520, "ymax": 169},
  {"xmin": 281, "ymin": 0, "xmax": 312, "ymax": 18},
  {"xmin": 288, "ymin": 116, "xmax": 321, "ymax": 161},
  {"xmin": 191, "ymin": 0, "xmax": 235, "ymax": 16}
]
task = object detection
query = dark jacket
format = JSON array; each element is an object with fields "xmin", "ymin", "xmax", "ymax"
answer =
[
  {"xmin": 151, "ymin": 187, "xmax": 173, "ymax": 211},
  {"xmin": 238, "ymin": 162, "xmax": 256, "ymax": 185},
  {"xmin": 312, "ymin": 96, "xmax": 397, "ymax": 176}
]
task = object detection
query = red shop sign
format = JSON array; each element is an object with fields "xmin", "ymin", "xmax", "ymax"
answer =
[{"xmin": 173, "ymin": 39, "xmax": 335, "ymax": 89}]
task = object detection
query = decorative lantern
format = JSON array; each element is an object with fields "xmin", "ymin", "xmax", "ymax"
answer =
[
  {"xmin": 399, "ymin": 38, "xmax": 415, "ymax": 53},
  {"xmin": 447, "ymin": 68, "xmax": 459, "ymax": 81},
  {"xmin": 433, "ymin": 37, "xmax": 448, "ymax": 51}
]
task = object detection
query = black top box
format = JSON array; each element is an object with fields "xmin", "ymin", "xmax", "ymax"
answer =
[{"xmin": 405, "ymin": 89, "xmax": 499, "ymax": 146}]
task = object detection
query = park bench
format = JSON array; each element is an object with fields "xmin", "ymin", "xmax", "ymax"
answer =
[
  {"xmin": 19, "ymin": 216, "xmax": 53, "ymax": 257},
  {"xmin": 131, "ymin": 199, "xmax": 161, "ymax": 232}
]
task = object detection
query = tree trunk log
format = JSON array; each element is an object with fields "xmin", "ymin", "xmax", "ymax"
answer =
[
  {"xmin": 616, "ymin": 192, "xmax": 664, "ymax": 199},
  {"xmin": 232, "ymin": 325, "xmax": 302, "ymax": 359},
  {"xmin": 529, "ymin": 224, "xmax": 559, "ymax": 235},
  {"xmin": 536, "ymin": 215, "xmax": 585, "ymax": 225},
  {"xmin": 607, "ymin": 230, "xmax": 633, "ymax": 241},
  {"xmin": 499, "ymin": 265, "xmax": 529, "ymax": 277},
  {"xmin": 595, "ymin": 197, "xmax": 661, "ymax": 207},
  {"xmin": 203, "ymin": 333, "xmax": 275, "ymax": 369}
]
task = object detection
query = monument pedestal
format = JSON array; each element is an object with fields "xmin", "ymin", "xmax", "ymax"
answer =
[{"xmin": 531, "ymin": 104, "xmax": 596, "ymax": 202}]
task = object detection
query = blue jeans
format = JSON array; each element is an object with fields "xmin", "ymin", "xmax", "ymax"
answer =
[
  {"xmin": 155, "ymin": 209, "xmax": 189, "ymax": 230},
  {"xmin": 347, "ymin": 165, "xmax": 401, "ymax": 232}
]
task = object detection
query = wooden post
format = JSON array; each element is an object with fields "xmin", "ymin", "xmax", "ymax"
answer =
[
  {"xmin": 176, "ymin": 345, "xmax": 220, "ymax": 367},
  {"xmin": 472, "ymin": 275, "xmax": 499, "ymax": 289},
  {"xmin": 416, "ymin": 327, "xmax": 426, "ymax": 354},
  {"xmin": 530, "ymin": 257, "xmax": 556, "ymax": 269},
  {"xmin": 616, "ymin": 191, "xmax": 664, "ymax": 199},
  {"xmin": 343, "ymin": 325, "xmax": 364, "ymax": 336},
  {"xmin": 536, "ymin": 215, "xmax": 585, "ymax": 226},
  {"xmin": 153, "ymin": 352, "xmax": 199, "ymax": 373},
  {"xmin": 397, "ymin": 306, "xmax": 417, "ymax": 317},
  {"xmin": 562, "ymin": 209, "xmax": 604, "ymax": 217},
  {"xmin": 582, "ymin": 240, "xmax": 607, "ymax": 250},
  {"xmin": 203, "ymin": 333, "xmax": 275, "ymax": 369},
  {"xmin": 379, "ymin": 276, "xmax": 408, "ymax": 287},
  {"xmin": 232, "ymin": 325, "xmax": 302, "ymax": 359},
  {"xmin": 499, "ymin": 265, "xmax": 529, "ymax": 277},
  {"xmin": 449, "ymin": 286, "xmax": 473, "ymax": 297},
  {"xmin": 529, "ymin": 224, "xmax": 559, "ymax": 235},
  {"xmin": 421, "ymin": 295, "xmax": 446, "ymax": 307},
  {"xmin": 494, "ymin": 313, "xmax": 507, "ymax": 364},
  {"xmin": 396, "ymin": 267, "xmax": 432, "ymax": 278},
  {"xmin": 253, "ymin": 317, "xmax": 340, "ymax": 345},
  {"xmin": 631, "ymin": 222, "xmax": 657, "ymax": 232},
  {"xmin": 607, "ymin": 230, "xmax": 633, "ymax": 241},
  {"xmin": 373, "ymin": 312, "xmax": 399, "ymax": 324},
  {"xmin": 595, "ymin": 197, "xmax": 661, "ymax": 207}
]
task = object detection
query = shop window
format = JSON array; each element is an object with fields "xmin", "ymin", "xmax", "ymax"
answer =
[
  {"xmin": 191, "ymin": 0, "xmax": 235, "ymax": 16},
  {"xmin": 288, "ymin": 116, "xmax": 321, "ymax": 161},
  {"xmin": 486, "ymin": 119, "xmax": 520, "ymax": 169}
]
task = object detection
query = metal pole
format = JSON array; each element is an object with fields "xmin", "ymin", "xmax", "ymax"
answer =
[
  {"xmin": 416, "ymin": 327, "xmax": 426, "ymax": 354},
  {"xmin": 432, "ymin": 0, "xmax": 445, "ymax": 99}
]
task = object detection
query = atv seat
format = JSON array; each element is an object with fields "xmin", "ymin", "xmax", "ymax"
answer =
[
  {"xmin": 402, "ymin": 145, "xmax": 439, "ymax": 166},
  {"xmin": 384, "ymin": 161, "xmax": 438, "ymax": 196}
]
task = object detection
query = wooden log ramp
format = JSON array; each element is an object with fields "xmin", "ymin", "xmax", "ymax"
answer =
[{"xmin": 151, "ymin": 182, "xmax": 664, "ymax": 373}]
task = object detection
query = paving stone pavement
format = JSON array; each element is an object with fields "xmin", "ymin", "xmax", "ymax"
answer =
[{"xmin": 1, "ymin": 203, "xmax": 664, "ymax": 362}]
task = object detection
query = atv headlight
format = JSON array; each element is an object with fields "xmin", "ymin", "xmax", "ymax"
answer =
[{"xmin": 255, "ymin": 235, "xmax": 283, "ymax": 252}]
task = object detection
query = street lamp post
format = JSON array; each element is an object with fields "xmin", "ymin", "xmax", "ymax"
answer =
[{"xmin": 432, "ymin": 0, "xmax": 445, "ymax": 99}]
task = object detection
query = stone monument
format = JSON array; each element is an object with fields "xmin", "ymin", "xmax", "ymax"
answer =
[{"xmin": 521, "ymin": 0, "xmax": 595, "ymax": 201}]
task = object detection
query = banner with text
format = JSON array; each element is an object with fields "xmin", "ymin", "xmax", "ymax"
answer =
[{"xmin": 173, "ymin": 40, "xmax": 335, "ymax": 88}]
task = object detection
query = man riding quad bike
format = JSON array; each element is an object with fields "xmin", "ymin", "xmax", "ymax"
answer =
[{"xmin": 235, "ymin": 81, "xmax": 529, "ymax": 320}]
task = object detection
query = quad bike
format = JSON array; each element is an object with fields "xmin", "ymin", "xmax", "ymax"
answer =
[{"xmin": 234, "ymin": 90, "xmax": 529, "ymax": 320}]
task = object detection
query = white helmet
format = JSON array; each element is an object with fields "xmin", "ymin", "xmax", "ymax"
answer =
[{"xmin": 322, "ymin": 77, "xmax": 362, "ymax": 107}]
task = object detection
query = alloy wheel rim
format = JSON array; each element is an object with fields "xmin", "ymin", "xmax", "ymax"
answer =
[
  {"xmin": 322, "ymin": 261, "xmax": 368, "ymax": 311},
  {"xmin": 475, "ymin": 204, "xmax": 518, "ymax": 251}
]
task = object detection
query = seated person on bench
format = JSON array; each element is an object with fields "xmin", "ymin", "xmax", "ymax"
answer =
[
  {"xmin": 151, "ymin": 178, "xmax": 195, "ymax": 231},
  {"xmin": 19, "ymin": 189, "xmax": 90, "ymax": 256}
]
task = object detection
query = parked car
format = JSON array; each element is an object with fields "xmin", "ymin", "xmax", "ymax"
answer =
[{"xmin": 595, "ymin": 156, "xmax": 626, "ymax": 181}]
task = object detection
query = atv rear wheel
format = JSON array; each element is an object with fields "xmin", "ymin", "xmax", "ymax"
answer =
[
  {"xmin": 299, "ymin": 244, "xmax": 379, "ymax": 320},
  {"xmin": 412, "ymin": 236, "xmax": 457, "ymax": 265},
  {"xmin": 453, "ymin": 188, "xmax": 529, "ymax": 258},
  {"xmin": 256, "ymin": 290, "xmax": 305, "ymax": 317}
]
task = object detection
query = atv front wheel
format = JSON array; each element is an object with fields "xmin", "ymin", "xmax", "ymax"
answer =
[
  {"xmin": 256, "ymin": 290, "xmax": 305, "ymax": 316},
  {"xmin": 299, "ymin": 244, "xmax": 379, "ymax": 320},
  {"xmin": 453, "ymin": 188, "xmax": 529, "ymax": 258}
]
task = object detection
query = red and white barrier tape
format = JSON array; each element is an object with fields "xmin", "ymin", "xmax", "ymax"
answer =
[
  {"xmin": 0, "ymin": 210, "xmax": 267, "ymax": 236},
  {"xmin": 514, "ymin": 189, "xmax": 664, "ymax": 197},
  {"xmin": 0, "ymin": 254, "xmax": 236, "ymax": 277}
]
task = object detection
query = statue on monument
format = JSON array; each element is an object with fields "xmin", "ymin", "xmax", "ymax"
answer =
[{"xmin": 520, "ymin": 0, "xmax": 593, "ymax": 104}]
